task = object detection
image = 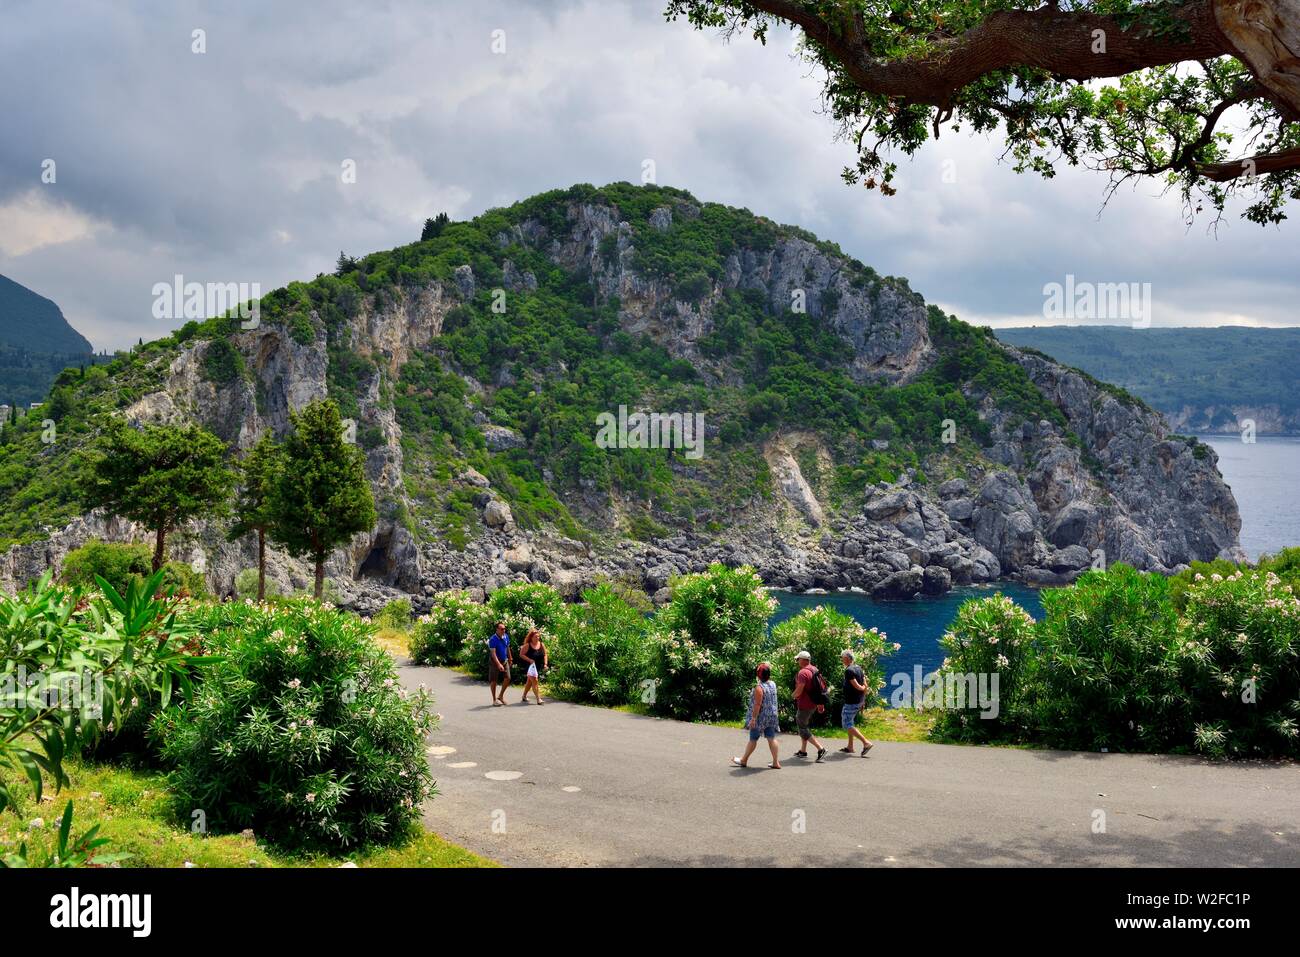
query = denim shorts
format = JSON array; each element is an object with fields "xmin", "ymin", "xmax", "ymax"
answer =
[
  {"xmin": 841, "ymin": 703, "xmax": 862, "ymax": 729},
  {"xmin": 748, "ymin": 723, "xmax": 778, "ymax": 741}
]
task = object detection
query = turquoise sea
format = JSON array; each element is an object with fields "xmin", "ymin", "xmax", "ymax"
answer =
[{"xmin": 771, "ymin": 583, "xmax": 1045, "ymax": 689}]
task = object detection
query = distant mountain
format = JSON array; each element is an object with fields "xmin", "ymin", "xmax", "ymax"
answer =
[
  {"xmin": 0, "ymin": 274, "xmax": 94, "ymax": 407},
  {"xmin": 995, "ymin": 326, "xmax": 1300, "ymax": 435},
  {"xmin": 0, "ymin": 274, "xmax": 92, "ymax": 354}
]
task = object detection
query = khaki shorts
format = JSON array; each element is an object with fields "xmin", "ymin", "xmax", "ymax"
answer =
[
  {"xmin": 488, "ymin": 657, "xmax": 511, "ymax": 683},
  {"xmin": 796, "ymin": 707, "xmax": 817, "ymax": 740}
]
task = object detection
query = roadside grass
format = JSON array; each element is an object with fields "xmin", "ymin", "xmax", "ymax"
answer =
[
  {"xmin": 372, "ymin": 625, "xmax": 411, "ymax": 658},
  {"xmin": 0, "ymin": 754, "xmax": 495, "ymax": 868},
  {"xmin": 708, "ymin": 706, "xmax": 936, "ymax": 743}
]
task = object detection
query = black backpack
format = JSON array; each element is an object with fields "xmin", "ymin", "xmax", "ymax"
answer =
[{"xmin": 806, "ymin": 667, "xmax": 830, "ymax": 707}]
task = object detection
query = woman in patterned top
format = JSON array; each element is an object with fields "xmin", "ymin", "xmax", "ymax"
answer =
[{"xmin": 731, "ymin": 662, "xmax": 781, "ymax": 769}]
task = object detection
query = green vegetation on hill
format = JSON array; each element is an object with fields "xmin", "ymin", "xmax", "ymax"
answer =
[
  {"xmin": 0, "ymin": 274, "xmax": 92, "ymax": 354},
  {"xmin": 996, "ymin": 326, "xmax": 1300, "ymax": 431},
  {"xmin": 0, "ymin": 183, "xmax": 1086, "ymax": 551},
  {"xmin": 0, "ymin": 348, "xmax": 109, "ymax": 408},
  {"xmin": 0, "ymin": 274, "xmax": 98, "ymax": 408},
  {"xmin": 377, "ymin": 183, "xmax": 1083, "ymax": 541}
]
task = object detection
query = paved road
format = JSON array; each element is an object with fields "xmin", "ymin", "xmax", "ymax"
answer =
[{"xmin": 402, "ymin": 665, "xmax": 1300, "ymax": 867}]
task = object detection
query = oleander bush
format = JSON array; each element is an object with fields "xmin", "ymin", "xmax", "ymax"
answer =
[
  {"xmin": 769, "ymin": 605, "xmax": 893, "ymax": 728},
  {"xmin": 1030, "ymin": 565, "xmax": 1186, "ymax": 752},
  {"xmin": 548, "ymin": 583, "xmax": 653, "ymax": 706},
  {"xmin": 649, "ymin": 563, "xmax": 776, "ymax": 721},
  {"xmin": 410, "ymin": 590, "xmax": 492, "ymax": 666},
  {"xmin": 1178, "ymin": 569, "xmax": 1300, "ymax": 758},
  {"xmin": 456, "ymin": 582, "xmax": 566, "ymax": 680},
  {"xmin": 931, "ymin": 563, "xmax": 1300, "ymax": 757},
  {"xmin": 934, "ymin": 593, "xmax": 1036, "ymax": 741},
  {"xmin": 151, "ymin": 598, "xmax": 436, "ymax": 850}
]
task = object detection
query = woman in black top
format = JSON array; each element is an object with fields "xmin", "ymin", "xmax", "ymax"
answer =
[{"xmin": 518, "ymin": 628, "xmax": 547, "ymax": 705}]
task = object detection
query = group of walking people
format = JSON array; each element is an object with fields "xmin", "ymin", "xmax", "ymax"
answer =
[
  {"xmin": 486, "ymin": 621, "xmax": 549, "ymax": 706},
  {"xmin": 732, "ymin": 650, "xmax": 874, "ymax": 769},
  {"xmin": 483, "ymin": 625, "xmax": 875, "ymax": 768}
]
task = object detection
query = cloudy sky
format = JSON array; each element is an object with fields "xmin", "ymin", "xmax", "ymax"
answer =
[{"xmin": 2, "ymin": 0, "xmax": 1295, "ymax": 352}]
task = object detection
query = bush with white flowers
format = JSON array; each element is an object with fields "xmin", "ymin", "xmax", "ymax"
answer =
[
  {"xmin": 650, "ymin": 564, "xmax": 777, "ymax": 721},
  {"xmin": 152, "ymin": 598, "xmax": 436, "ymax": 850},
  {"xmin": 456, "ymin": 581, "xmax": 566, "ymax": 680},
  {"xmin": 935, "ymin": 592, "xmax": 1036, "ymax": 740},
  {"xmin": 1179, "ymin": 569, "xmax": 1300, "ymax": 757},
  {"xmin": 409, "ymin": 590, "xmax": 492, "ymax": 667}
]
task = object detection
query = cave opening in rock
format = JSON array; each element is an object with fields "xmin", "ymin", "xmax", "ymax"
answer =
[{"xmin": 356, "ymin": 531, "xmax": 391, "ymax": 580}]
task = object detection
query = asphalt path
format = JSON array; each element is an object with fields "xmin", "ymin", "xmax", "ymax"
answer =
[{"xmin": 401, "ymin": 664, "xmax": 1300, "ymax": 867}]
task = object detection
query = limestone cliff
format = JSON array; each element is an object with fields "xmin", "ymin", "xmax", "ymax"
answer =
[{"xmin": 0, "ymin": 184, "xmax": 1243, "ymax": 607}]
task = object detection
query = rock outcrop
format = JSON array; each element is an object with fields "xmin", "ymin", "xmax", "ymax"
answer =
[{"xmin": 0, "ymin": 188, "xmax": 1243, "ymax": 605}]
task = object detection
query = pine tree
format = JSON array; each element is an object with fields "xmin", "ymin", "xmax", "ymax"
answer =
[
  {"xmin": 270, "ymin": 400, "xmax": 376, "ymax": 600},
  {"xmin": 228, "ymin": 432, "xmax": 282, "ymax": 601},
  {"xmin": 334, "ymin": 251, "xmax": 358, "ymax": 276},
  {"xmin": 77, "ymin": 420, "xmax": 235, "ymax": 572},
  {"xmin": 420, "ymin": 212, "xmax": 450, "ymax": 241}
]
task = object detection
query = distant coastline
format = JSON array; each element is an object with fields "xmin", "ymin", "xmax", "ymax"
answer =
[{"xmin": 996, "ymin": 326, "xmax": 1300, "ymax": 437}]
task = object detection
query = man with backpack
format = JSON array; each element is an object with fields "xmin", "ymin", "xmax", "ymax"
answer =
[{"xmin": 792, "ymin": 650, "xmax": 829, "ymax": 762}]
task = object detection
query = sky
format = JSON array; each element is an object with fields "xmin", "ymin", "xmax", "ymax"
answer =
[{"xmin": 1, "ymin": 0, "xmax": 1295, "ymax": 353}]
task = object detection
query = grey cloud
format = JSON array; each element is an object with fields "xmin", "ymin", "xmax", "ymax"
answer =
[{"xmin": 1, "ymin": 0, "xmax": 1295, "ymax": 352}]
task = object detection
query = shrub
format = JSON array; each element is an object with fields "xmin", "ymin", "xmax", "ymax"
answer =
[
  {"xmin": 548, "ymin": 583, "xmax": 652, "ymax": 706},
  {"xmin": 151, "ymin": 599, "xmax": 436, "ymax": 850},
  {"xmin": 158, "ymin": 560, "xmax": 209, "ymax": 599},
  {"xmin": 1031, "ymin": 565, "xmax": 1186, "ymax": 752},
  {"xmin": 770, "ymin": 605, "xmax": 893, "ymax": 728},
  {"xmin": 457, "ymin": 582, "xmax": 566, "ymax": 680},
  {"xmin": 934, "ymin": 594, "xmax": 1036, "ymax": 741},
  {"xmin": 290, "ymin": 578, "xmax": 343, "ymax": 605},
  {"xmin": 235, "ymin": 567, "xmax": 281, "ymax": 600},
  {"xmin": 201, "ymin": 338, "xmax": 245, "ymax": 384},
  {"xmin": 1169, "ymin": 557, "xmax": 1242, "ymax": 612},
  {"xmin": 60, "ymin": 540, "xmax": 151, "ymax": 594},
  {"xmin": 649, "ymin": 564, "xmax": 776, "ymax": 721},
  {"xmin": 410, "ymin": 590, "xmax": 491, "ymax": 667},
  {"xmin": 1170, "ymin": 547, "xmax": 1300, "ymax": 613},
  {"xmin": 1179, "ymin": 569, "xmax": 1300, "ymax": 758},
  {"xmin": 375, "ymin": 597, "xmax": 413, "ymax": 631},
  {"xmin": 60, "ymin": 540, "xmax": 207, "ymax": 599}
]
